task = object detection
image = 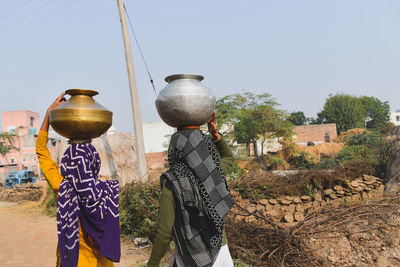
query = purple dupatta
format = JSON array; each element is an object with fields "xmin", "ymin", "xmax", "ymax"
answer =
[{"xmin": 57, "ymin": 143, "xmax": 120, "ymax": 267}]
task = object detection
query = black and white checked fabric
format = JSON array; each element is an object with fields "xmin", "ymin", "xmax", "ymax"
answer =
[{"xmin": 164, "ymin": 129, "xmax": 235, "ymax": 267}]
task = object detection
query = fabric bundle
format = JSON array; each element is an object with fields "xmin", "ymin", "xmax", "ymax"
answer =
[
  {"xmin": 164, "ymin": 129, "xmax": 235, "ymax": 267},
  {"xmin": 57, "ymin": 143, "xmax": 120, "ymax": 267}
]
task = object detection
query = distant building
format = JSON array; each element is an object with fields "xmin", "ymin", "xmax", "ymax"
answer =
[
  {"xmin": 142, "ymin": 121, "xmax": 176, "ymax": 153},
  {"xmin": 390, "ymin": 110, "xmax": 400, "ymax": 126},
  {"xmin": 0, "ymin": 110, "xmax": 59, "ymax": 182},
  {"xmin": 293, "ymin": 123, "xmax": 337, "ymax": 146}
]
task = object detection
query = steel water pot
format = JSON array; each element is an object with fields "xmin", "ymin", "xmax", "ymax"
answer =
[
  {"xmin": 50, "ymin": 89, "xmax": 113, "ymax": 143},
  {"xmin": 155, "ymin": 74, "xmax": 216, "ymax": 127}
]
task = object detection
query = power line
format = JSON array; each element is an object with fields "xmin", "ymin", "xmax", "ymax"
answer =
[
  {"xmin": 123, "ymin": 3, "xmax": 157, "ymax": 96},
  {"xmin": 0, "ymin": 0, "xmax": 55, "ymax": 34},
  {"xmin": 0, "ymin": 0, "xmax": 82, "ymax": 48},
  {"xmin": 0, "ymin": 0, "xmax": 97, "ymax": 59},
  {"xmin": 0, "ymin": 0, "xmax": 33, "ymax": 22}
]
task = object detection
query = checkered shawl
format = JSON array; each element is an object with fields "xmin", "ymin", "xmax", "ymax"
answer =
[
  {"xmin": 57, "ymin": 143, "xmax": 120, "ymax": 267},
  {"xmin": 164, "ymin": 129, "xmax": 235, "ymax": 267}
]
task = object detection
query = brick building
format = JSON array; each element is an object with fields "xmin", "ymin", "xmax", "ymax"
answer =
[
  {"xmin": 0, "ymin": 110, "xmax": 59, "ymax": 182},
  {"xmin": 293, "ymin": 123, "xmax": 337, "ymax": 146}
]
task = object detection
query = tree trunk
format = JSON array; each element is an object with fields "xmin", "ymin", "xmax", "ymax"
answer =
[
  {"xmin": 246, "ymin": 142, "xmax": 250, "ymax": 157},
  {"xmin": 253, "ymin": 140, "xmax": 259, "ymax": 159},
  {"xmin": 385, "ymin": 126, "xmax": 400, "ymax": 193}
]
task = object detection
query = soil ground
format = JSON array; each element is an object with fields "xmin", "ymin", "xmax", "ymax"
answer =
[{"xmin": 0, "ymin": 201, "xmax": 152, "ymax": 267}]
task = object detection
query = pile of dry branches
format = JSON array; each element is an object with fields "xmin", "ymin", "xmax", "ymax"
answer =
[{"xmin": 226, "ymin": 196, "xmax": 400, "ymax": 266}]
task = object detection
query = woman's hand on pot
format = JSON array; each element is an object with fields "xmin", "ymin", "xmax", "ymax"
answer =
[
  {"xmin": 48, "ymin": 92, "xmax": 66, "ymax": 112},
  {"xmin": 207, "ymin": 111, "xmax": 220, "ymax": 141}
]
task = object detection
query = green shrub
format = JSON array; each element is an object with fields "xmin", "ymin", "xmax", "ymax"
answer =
[
  {"xmin": 316, "ymin": 158, "xmax": 337, "ymax": 169},
  {"xmin": 45, "ymin": 186, "xmax": 57, "ymax": 216},
  {"xmin": 290, "ymin": 151, "xmax": 315, "ymax": 169},
  {"xmin": 268, "ymin": 156, "xmax": 284, "ymax": 169},
  {"xmin": 233, "ymin": 259, "xmax": 253, "ymax": 267},
  {"xmin": 120, "ymin": 182, "xmax": 161, "ymax": 242}
]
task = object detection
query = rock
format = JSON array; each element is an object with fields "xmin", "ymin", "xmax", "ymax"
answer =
[
  {"xmin": 272, "ymin": 203, "xmax": 281, "ymax": 211},
  {"xmin": 266, "ymin": 209, "xmax": 282, "ymax": 221},
  {"xmin": 269, "ymin": 199, "xmax": 278, "ymax": 205},
  {"xmin": 324, "ymin": 189, "xmax": 333, "ymax": 195},
  {"xmin": 375, "ymin": 255, "xmax": 388, "ymax": 267},
  {"xmin": 361, "ymin": 191, "xmax": 369, "ymax": 200},
  {"xmin": 287, "ymin": 204, "xmax": 296, "ymax": 213},
  {"xmin": 259, "ymin": 199, "xmax": 269, "ymax": 206},
  {"xmin": 378, "ymin": 184, "xmax": 384, "ymax": 194},
  {"xmin": 248, "ymin": 205, "xmax": 256, "ymax": 213},
  {"xmin": 264, "ymin": 204, "xmax": 273, "ymax": 211},
  {"xmin": 284, "ymin": 213, "xmax": 294, "ymax": 223},
  {"xmin": 301, "ymin": 196, "xmax": 312, "ymax": 203},
  {"xmin": 314, "ymin": 192, "xmax": 323, "ymax": 202},
  {"xmin": 295, "ymin": 204, "xmax": 305, "ymax": 212},
  {"xmin": 293, "ymin": 197, "xmax": 302, "ymax": 204},
  {"xmin": 279, "ymin": 199, "xmax": 292, "ymax": 205},
  {"xmin": 329, "ymin": 193, "xmax": 338, "ymax": 199},
  {"xmin": 256, "ymin": 204, "xmax": 264, "ymax": 211},
  {"xmin": 334, "ymin": 185, "xmax": 344, "ymax": 191},
  {"xmin": 294, "ymin": 212, "xmax": 304, "ymax": 222},
  {"xmin": 312, "ymin": 201, "xmax": 321, "ymax": 209}
]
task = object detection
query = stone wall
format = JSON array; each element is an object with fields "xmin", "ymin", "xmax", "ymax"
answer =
[{"xmin": 232, "ymin": 175, "xmax": 384, "ymax": 224}]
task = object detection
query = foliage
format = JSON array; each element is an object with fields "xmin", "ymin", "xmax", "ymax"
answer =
[
  {"xmin": 317, "ymin": 94, "xmax": 390, "ymax": 134},
  {"xmin": 289, "ymin": 151, "xmax": 316, "ymax": 170},
  {"xmin": 119, "ymin": 182, "xmax": 161, "ymax": 242},
  {"xmin": 360, "ymin": 96, "xmax": 390, "ymax": 131},
  {"xmin": 317, "ymin": 94, "xmax": 365, "ymax": 134},
  {"xmin": 233, "ymin": 259, "xmax": 253, "ymax": 267},
  {"xmin": 268, "ymin": 156, "xmax": 284, "ymax": 169},
  {"xmin": 45, "ymin": 186, "xmax": 57, "ymax": 217},
  {"xmin": 0, "ymin": 131, "xmax": 19, "ymax": 157},
  {"xmin": 227, "ymin": 161, "xmax": 246, "ymax": 181},
  {"xmin": 288, "ymin": 111, "xmax": 309, "ymax": 125},
  {"xmin": 216, "ymin": 92, "xmax": 293, "ymax": 158}
]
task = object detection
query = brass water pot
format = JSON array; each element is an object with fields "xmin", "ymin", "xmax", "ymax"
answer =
[{"xmin": 49, "ymin": 89, "xmax": 113, "ymax": 142}]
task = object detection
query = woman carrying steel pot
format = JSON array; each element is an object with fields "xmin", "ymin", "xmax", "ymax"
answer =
[{"xmin": 147, "ymin": 111, "xmax": 235, "ymax": 267}]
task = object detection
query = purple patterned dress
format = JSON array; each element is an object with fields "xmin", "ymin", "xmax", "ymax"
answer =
[{"xmin": 57, "ymin": 143, "xmax": 120, "ymax": 267}]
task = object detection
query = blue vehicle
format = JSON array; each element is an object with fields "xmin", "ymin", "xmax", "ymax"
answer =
[{"xmin": 5, "ymin": 170, "xmax": 38, "ymax": 188}]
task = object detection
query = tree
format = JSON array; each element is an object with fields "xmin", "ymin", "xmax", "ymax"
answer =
[
  {"xmin": 216, "ymin": 92, "xmax": 292, "ymax": 158},
  {"xmin": 317, "ymin": 94, "xmax": 365, "ymax": 134},
  {"xmin": 0, "ymin": 131, "xmax": 19, "ymax": 160},
  {"xmin": 288, "ymin": 111, "xmax": 309, "ymax": 125},
  {"xmin": 360, "ymin": 96, "xmax": 390, "ymax": 131}
]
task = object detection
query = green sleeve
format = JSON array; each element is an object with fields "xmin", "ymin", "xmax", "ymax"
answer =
[
  {"xmin": 147, "ymin": 180, "xmax": 175, "ymax": 267},
  {"xmin": 213, "ymin": 136, "xmax": 235, "ymax": 176}
]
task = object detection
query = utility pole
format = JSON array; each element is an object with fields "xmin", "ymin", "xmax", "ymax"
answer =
[{"xmin": 116, "ymin": 0, "xmax": 148, "ymax": 183}]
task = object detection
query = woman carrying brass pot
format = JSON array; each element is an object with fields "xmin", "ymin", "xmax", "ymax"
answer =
[
  {"xmin": 36, "ymin": 92, "xmax": 121, "ymax": 267},
  {"xmin": 147, "ymin": 111, "xmax": 235, "ymax": 267}
]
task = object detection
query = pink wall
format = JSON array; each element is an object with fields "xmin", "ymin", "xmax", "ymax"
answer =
[
  {"xmin": 0, "ymin": 110, "xmax": 60, "ymax": 179},
  {"xmin": 2, "ymin": 110, "xmax": 40, "ymax": 135}
]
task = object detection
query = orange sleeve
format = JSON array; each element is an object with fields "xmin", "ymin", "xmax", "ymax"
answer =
[{"xmin": 36, "ymin": 130, "xmax": 63, "ymax": 194}]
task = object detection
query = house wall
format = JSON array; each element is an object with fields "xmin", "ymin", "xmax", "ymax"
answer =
[
  {"xmin": 390, "ymin": 112, "xmax": 400, "ymax": 126},
  {"xmin": 293, "ymin": 123, "xmax": 337, "ymax": 146},
  {"xmin": 142, "ymin": 121, "xmax": 176, "ymax": 153}
]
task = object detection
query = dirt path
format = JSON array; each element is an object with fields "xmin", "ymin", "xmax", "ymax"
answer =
[{"xmin": 0, "ymin": 201, "xmax": 151, "ymax": 267}]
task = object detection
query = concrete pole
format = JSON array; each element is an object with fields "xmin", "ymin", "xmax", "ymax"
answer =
[{"xmin": 116, "ymin": 0, "xmax": 148, "ymax": 183}]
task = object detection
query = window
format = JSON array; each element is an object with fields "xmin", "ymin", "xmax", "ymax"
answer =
[
  {"xmin": 397, "ymin": 116, "xmax": 400, "ymax": 122},
  {"xmin": 10, "ymin": 158, "xmax": 15, "ymax": 163},
  {"xmin": 23, "ymin": 158, "xmax": 27, "ymax": 162},
  {"xmin": 324, "ymin": 132, "xmax": 330, "ymax": 143},
  {"xmin": 30, "ymin": 116, "xmax": 35, "ymax": 127}
]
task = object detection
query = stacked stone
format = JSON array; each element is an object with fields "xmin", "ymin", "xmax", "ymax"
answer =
[
  {"xmin": 232, "ymin": 175, "xmax": 385, "ymax": 225},
  {"xmin": 324, "ymin": 175, "xmax": 384, "ymax": 205}
]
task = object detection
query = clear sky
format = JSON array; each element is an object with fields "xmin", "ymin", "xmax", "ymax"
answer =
[{"xmin": 0, "ymin": 0, "xmax": 399, "ymax": 133}]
